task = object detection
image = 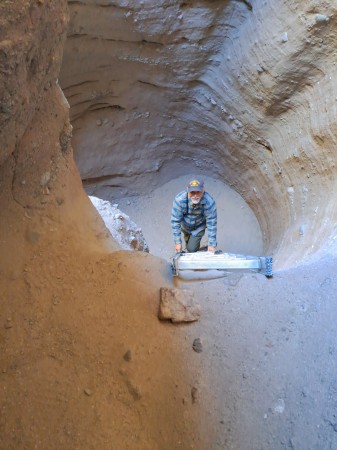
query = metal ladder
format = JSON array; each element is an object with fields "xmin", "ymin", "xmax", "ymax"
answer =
[{"xmin": 171, "ymin": 251, "xmax": 273, "ymax": 278}]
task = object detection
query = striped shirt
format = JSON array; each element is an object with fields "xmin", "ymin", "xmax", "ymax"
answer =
[{"xmin": 171, "ymin": 190, "xmax": 217, "ymax": 246}]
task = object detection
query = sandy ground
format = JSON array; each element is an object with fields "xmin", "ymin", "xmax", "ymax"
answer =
[
  {"xmin": 0, "ymin": 153, "xmax": 214, "ymax": 449},
  {"xmin": 2, "ymin": 163, "xmax": 337, "ymax": 449},
  {"xmin": 111, "ymin": 176, "xmax": 337, "ymax": 450}
]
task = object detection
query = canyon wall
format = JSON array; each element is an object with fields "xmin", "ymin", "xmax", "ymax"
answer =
[
  {"xmin": 0, "ymin": 0, "xmax": 116, "ymax": 272},
  {"xmin": 60, "ymin": 0, "xmax": 337, "ymax": 268},
  {"xmin": 1, "ymin": 3, "xmax": 208, "ymax": 448}
]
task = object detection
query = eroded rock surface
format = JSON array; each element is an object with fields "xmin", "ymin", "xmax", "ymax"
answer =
[
  {"xmin": 60, "ymin": 0, "xmax": 337, "ymax": 268},
  {"xmin": 89, "ymin": 195, "xmax": 149, "ymax": 252}
]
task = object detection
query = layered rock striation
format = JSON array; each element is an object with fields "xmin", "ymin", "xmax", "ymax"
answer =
[{"xmin": 60, "ymin": 0, "xmax": 337, "ymax": 268}]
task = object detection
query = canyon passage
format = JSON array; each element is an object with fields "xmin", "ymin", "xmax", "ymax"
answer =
[{"xmin": 1, "ymin": 1, "xmax": 337, "ymax": 449}]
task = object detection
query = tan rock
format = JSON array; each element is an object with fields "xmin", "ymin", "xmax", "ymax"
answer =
[{"xmin": 159, "ymin": 287, "xmax": 200, "ymax": 323}]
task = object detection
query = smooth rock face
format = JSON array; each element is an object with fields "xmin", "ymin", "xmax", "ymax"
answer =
[
  {"xmin": 60, "ymin": 1, "xmax": 337, "ymax": 268},
  {"xmin": 159, "ymin": 287, "xmax": 200, "ymax": 323}
]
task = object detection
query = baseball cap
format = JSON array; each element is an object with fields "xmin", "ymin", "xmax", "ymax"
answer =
[{"xmin": 187, "ymin": 179, "xmax": 204, "ymax": 192}]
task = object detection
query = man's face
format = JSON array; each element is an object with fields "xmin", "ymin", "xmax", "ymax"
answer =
[{"xmin": 188, "ymin": 190, "xmax": 203, "ymax": 204}]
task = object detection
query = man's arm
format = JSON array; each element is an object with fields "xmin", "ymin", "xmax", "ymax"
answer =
[
  {"xmin": 171, "ymin": 195, "xmax": 185, "ymax": 250},
  {"xmin": 204, "ymin": 195, "xmax": 217, "ymax": 250}
]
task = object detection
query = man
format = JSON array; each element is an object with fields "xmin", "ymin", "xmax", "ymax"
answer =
[{"xmin": 171, "ymin": 178, "xmax": 217, "ymax": 253}]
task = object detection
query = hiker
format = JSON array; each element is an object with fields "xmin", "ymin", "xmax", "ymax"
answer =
[{"xmin": 171, "ymin": 178, "xmax": 217, "ymax": 253}]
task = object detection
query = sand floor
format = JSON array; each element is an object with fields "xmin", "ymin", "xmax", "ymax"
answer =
[{"xmin": 111, "ymin": 176, "xmax": 337, "ymax": 450}]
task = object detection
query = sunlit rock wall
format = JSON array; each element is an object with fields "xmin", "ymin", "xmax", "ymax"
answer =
[{"xmin": 60, "ymin": 0, "xmax": 337, "ymax": 268}]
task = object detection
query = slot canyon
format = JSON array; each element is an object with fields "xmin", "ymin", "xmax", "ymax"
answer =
[{"xmin": 1, "ymin": 1, "xmax": 337, "ymax": 449}]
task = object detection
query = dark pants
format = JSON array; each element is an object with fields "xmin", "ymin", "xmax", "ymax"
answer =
[{"xmin": 182, "ymin": 229, "xmax": 205, "ymax": 253}]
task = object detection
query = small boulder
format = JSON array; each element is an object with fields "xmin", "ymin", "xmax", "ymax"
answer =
[{"xmin": 158, "ymin": 288, "xmax": 200, "ymax": 323}]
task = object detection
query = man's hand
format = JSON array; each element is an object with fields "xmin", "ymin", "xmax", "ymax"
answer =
[
  {"xmin": 208, "ymin": 246, "xmax": 216, "ymax": 253},
  {"xmin": 175, "ymin": 244, "xmax": 182, "ymax": 253}
]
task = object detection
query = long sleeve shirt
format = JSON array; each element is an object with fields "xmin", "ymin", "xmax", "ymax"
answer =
[{"xmin": 171, "ymin": 190, "xmax": 217, "ymax": 247}]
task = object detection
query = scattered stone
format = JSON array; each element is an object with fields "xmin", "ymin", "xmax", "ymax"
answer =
[
  {"xmin": 84, "ymin": 388, "xmax": 92, "ymax": 396},
  {"xmin": 158, "ymin": 288, "xmax": 200, "ymax": 323},
  {"xmin": 40, "ymin": 171, "xmax": 51, "ymax": 186},
  {"xmin": 96, "ymin": 119, "xmax": 103, "ymax": 126},
  {"xmin": 191, "ymin": 386, "xmax": 198, "ymax": 403},
  {"xmin": 315, "ymin": 14, "xmax": 329, "ymax": 24},
  {"xmin": 123, "ymin": 350, "xmax": 132, "ymax": 362},
  {"xmin": 192, "ymin": 338, "xmax": 203, "ymax": 353},
  {"xmin": 281, "ymin": 32, "xmax": 288, "ymax": 43}
]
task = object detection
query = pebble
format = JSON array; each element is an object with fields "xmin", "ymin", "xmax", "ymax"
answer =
[
  {"xmin": 315, "ymin": 14, "xmax": 329, "ymax": 23},
  {"xmin": 40, "ymin": 171, "xmax": 51, "ymax": 187},
  {"xmin": 123, "ymin": 350, "xmax": 132, "ymax": 362},
  {"xmin": 84, "ymin": 388, "xmax": 92, "ymax": 396},
  {"xmin": 192, "ymin": 338, "xmax": 203, "ymax": 353},
  {"xmin": 281, "ymin": 32, "xmax": 288, "ymax": 43}
]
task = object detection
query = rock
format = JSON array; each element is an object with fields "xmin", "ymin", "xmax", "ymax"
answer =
[
  {"xmin": 192, "ymin": 338, "xmax": 203, "ymax": 353},
  {"xmin": 315, "ymin": 14, "xmax": 329, "ymax": 24},
  {"xmin": 84, "ymin": 388, "xmax": 92, "ymax": 396},
  {"xmin": 40, "ymin": 171, "xmax": 51, "ymax": 186},
  {"xmin": 281, "ymin": 32, "xmax": 288, "ymax": 43},
  {"xmin": 158, "ymin": 288, "xmax": 200, "ymax": 323},
  {"xmin": 123, "ymin": 350, "xmax": 132, "ymax": 362},
  {"xmin": 89, "ymin": 196, "xmax": 149, "ymax": 252}
]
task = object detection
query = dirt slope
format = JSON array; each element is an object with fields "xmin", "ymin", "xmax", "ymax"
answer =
[{"xmin": 0, "ymin": 149, "xmax": 209, "ymax": 449}]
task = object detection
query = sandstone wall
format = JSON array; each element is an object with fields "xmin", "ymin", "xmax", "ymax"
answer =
[
  {"xmin": 1, "ymin": 4, "xmax": 207, "ymax": 448},
  {"xmin": 60, "ymin": 0, "xmax": 337, "ymax": 268},
  {"xmin": 0, "ymin": 0, "xmax": 116, "ymax": 273}
]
